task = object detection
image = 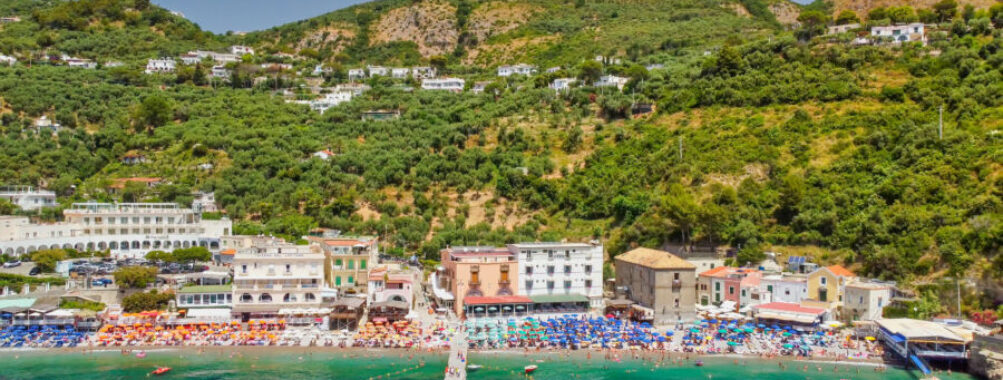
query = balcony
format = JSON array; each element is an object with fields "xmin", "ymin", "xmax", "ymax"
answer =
[
  {"xmin": 499, "ymin": 280, "xmax": 510, "ymax": 286},
  {"xmin": 469, "ymin": 280, "xmax": 481, "ymax": 287},
  {"xmin": 671, "ymin": 280, "xmax": 682, "ymax": 292},
  {"xmin": 301, "ymin": 283, "xmax": 319, "ymax": 289}
]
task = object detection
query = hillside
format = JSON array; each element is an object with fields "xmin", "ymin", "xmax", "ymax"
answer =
[
  {"xmin": 831, "ymin": 0, "xmax": 997, "ymax": 20},
  {"xmin": 0, "ymin": 0, "xmax": 1001, "ymax": 315},
  {"xmin": 243, "ymin": 0, "xmax": 781, "ymax": 67}
]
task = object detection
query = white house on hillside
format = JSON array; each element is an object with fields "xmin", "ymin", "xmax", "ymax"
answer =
[
  {"xmin": 871, "ymin": 23, "xmax": 925, "ymax": 44},
  {"xmin": 411, "ymin": 66, "xmax": 437, "ymax": 79},
  {"xmin": 230, "ymin": 45, "xmax": 255, "ymax": 55},
  {"xmin": 421, "ymin": 78, "xmax": 465, "ymax": 92},
  {"xmin": 594, "ymin": 75, "xmax": 629, "ymax": 90},
  {"xmin": 367, "ymin": 65, "xmax": 389, "ymax": 77},
  {"xmin": 0, "ymin": 54, "xmax": 16, "ymax": 66},
  {"xmin": 550, "ymin": 78, "xmax": 577, "ymax": 92},
  {"xmin": 348, "ymin": 69, "xmax": 366, "ymax": 81},
  {"xmin": 391, "ymin": 67, "xmax": 410, "ymax": 79},
  {"xmin": 313, "ymin": 149, "xmax": 336, "ymax": 160},
  {"xmin": 497, "ymin": 64, "xmax": 536, "ymax": 77},
  {"xmin": 145, "ymin": 58, "xmax": 176, "ymax": 74}
]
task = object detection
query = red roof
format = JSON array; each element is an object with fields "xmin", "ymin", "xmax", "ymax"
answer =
[
  {"xmin": 826, "ymin": 265, "xmax": 855, "ymax": 277},
  {"xmin": 754, "ymin": 302, "xmax": 826, "ymax": 315},
  {"xmin": 463, "ymin": 296, "xmax": 532, "ymax": 305},
  {"xmin": 699, "ymin": 266, "xmax": 730, "ymax": 277}
]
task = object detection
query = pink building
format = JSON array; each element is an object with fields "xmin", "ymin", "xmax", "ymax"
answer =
[
  {"xmin": 699, "ymin": 267, "xmax": 763, "ymax": 310},
  {"xmin": 434, "ymin": 246, "xmax": 520, "ymax": 317}
]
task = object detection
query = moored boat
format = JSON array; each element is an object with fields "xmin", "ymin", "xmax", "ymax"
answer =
[
  {"xmin": 151, "ymin": 367, "xmax": 171, "ymax": 376},
  {"xmin": 524, "ymin": 364, "xmax": 538, "ymax": 374},
  {"xmin": 467, "ymin": 364, "xmax": 482, "ymax": 372},
  {"xmin": 695, "ymin": 360, "xmax": 704, "ymax": 367}
]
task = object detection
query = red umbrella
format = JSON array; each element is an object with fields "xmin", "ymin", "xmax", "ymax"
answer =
[{"xmin": 605, "ymin": 314, "xmax": 615, "ymax": 319}]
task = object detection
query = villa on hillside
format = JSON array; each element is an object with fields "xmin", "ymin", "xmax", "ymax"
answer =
[
  {"xmin": 421, "ymin": 78, "xmax": 465, "ymax": 92},
  {"xmin": 145, "ymin": 58, "xmax": 176, "ymax": 74},
  {"xmin": 550, "ymin": 78, "xmax": 577, "ymax": 92},
  {"xmin": 871, "ymin": 23, "xmax": 925, "ymax": 44},
  {"xmin": 497, "ymin": 64, "xmax": 537, "ymax": 77}
]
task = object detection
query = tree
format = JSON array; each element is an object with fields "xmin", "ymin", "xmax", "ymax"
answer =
[
  {"xmin": 172, "ymin": 246, "xmax": 211, "ymax": 263},
  {"xmin": 868, "ymin": 7, "xmax": 888, "ymax": 21},
  {"xmin": 990, "ymin": 3, "xmax": 1003, "ymax": 28},
  {"xmin": 835, "ymin": 10, "xmax": 859, "ymax": 25},
  {"xmin": 563, "ymin": 125, "xmax": 584, "ymax": 153},
  {"xmin": 113, "ymin": 266, "xmax": 158, "ymax": 288},
  {"xmin": 886, "ymin": 6, "xmax": 918, "ymax": 23},
  {"xmin": 796, "ymin": 10, "xmax": 829, "ymax": 40},
  {"xmin": 144, "ymin": 250, "xmax": 170, "ymax": 262},
  {"xmin": 29, "ymin": 249, "xmax": 68, "ymax": 272},
  {"xmin": 131, "ymin": 95, "xmax": 173, "ymax": 135},
  {"xmin": 0, "ymin": 199, "xmax": 17, "ymax": 215},
  {"xmin": 962, "ymin": 4, "xmax": 975, "ymax": 21},
  {"xmin": 578, "ymin": 60, "xmax": 603, "ymax": 84},
  {"xmin": 122, "ymin": 290, "xmax": 174, "ymax": 312},
  {"xmin": 933, "ymin": 0, "xmax": 958, "ymax": 22}
]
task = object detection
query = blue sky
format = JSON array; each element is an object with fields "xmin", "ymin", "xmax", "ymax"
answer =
[{"xmin": 152, "ymin": 0, "xmax": 371, "ymax": 34}]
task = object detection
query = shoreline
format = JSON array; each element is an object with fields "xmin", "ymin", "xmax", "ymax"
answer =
[{"xmin": 0, "ymin": 344, "xmax": 892, "ymax": 367}]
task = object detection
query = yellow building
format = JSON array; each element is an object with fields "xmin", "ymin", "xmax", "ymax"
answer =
[{"xmin": 805, "ymin": 265, "xmax": 856, "ymax": 310}]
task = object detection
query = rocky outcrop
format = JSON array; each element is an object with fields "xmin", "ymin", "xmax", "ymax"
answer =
[
  {"xmin": 971, "ymin": 335, "xmax": 1003, "ymax": 380},
  {"xmin": 370, "ymin": 1, "xmax": 458, "ymax": 56}
]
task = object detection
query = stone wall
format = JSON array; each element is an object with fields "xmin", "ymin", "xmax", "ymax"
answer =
[{"xmin": 971, "ymin": 335, "xmax": 1003, "ymax": 380}]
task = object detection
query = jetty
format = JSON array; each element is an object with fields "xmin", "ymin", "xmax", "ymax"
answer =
[{"xmin": 444, "ymin": 327, "xmax": 468, "ymax": 380}]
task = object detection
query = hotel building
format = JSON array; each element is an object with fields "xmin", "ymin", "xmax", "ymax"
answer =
[
  {"xmin": 230, "ymin": 238, "xmax": 327, "ymax": 320},
  {"xmin": 306, "ymin": 234, "xmax": 378, "ymax": 295},
  {"xmin": 509, "ymin": 242, "xmax": 604, "ymax": 309},
  {"xmin": 0, "ymin": 202, "xmax": 231, "ymax": 258}
]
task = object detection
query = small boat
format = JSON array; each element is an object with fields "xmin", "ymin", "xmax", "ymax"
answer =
[
  {"xmin": 151, "ymin": 367, "xmax": 171, "ymax": 376},
  {"xmin": 135, "ymin": 351, "xmax": 146, "ymax": 358},
  {"xmin": 524, "ymin": 364, "xmax": 538, "ymax": 374},
  {"xmin": 695, "ymin": 360, "xmax": 704, "ymax": 367},
  {"xmin": 467, "ymin": 364, "xmax": 482, "ymax": 372}
]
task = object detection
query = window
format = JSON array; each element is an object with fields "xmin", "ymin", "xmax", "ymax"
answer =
[
  {"xmin": 564, "ymin": 265, "xmax": 571, "ymax": 274},
  {"xmin": 525, "ymin": 280, "xmax": 533, "ymax": 290},
  {"xmin": 547, "ymin": 266, "xmax": 554, "ymax": 274},
  {"xmin": 820, "ymin": 277, "xmax": 827, "ymax": 286},
  {"xmin": 584, "ymin": 265, "xmax": 592, "ymax": 274},
  {"xmin": 741, "ymin": 289, "xmax": 746, "ymax": 297},
  {"xmin": 878, "ymin": 297, "xmax": 883, "ymax": 307},
  {"xmin": 240, "ymin": 293, "xmax": 252, "ymax": 303},
  {"xmin": 526, "ymin": 266, "xmax": 533, "ymax": 275},
  {"xmin": 241, "ymin": 265, "xmax": 247, "ymax": 274},
  {"xmin": 285, "ymin": 264, "xmax": 291, "ymax": 273},
  {"xmin": 673, "ymin": 273, "xmax": 680, "ymax": 280},
  {"xmin": 859, "ymin": 296, "xmax": 864, "ymax": 305},
  {"xmin": 715, "ymin": 282, "xmax": 720, "ymax": 291},
  {"xmin": 347, "ymin": 260, "xmax": 354, "ymax": 270},
  {"xmin": 259, "ymin": 293, "xmax": 272, "ymax": 303},
  {"xmin": 674, "ymin": 298, "xmax": 680, "ymax": 308},
  {"xmin": 348, "ymin": 276, "xmax": 354, "ymax": 283},
  {"xmin": 335, "ymin": 259, "xmax": 343, "ymax": 267},
  {"xmin": 547, "ymin": 281, "xmax": 555, "ymax": 290},
  {"xmin": 585, "ymin": 280, "xmax": 592, "ymax": 288},
  {"xmin": 767, "ymin": 285, "xmax": 773, "ymax": 292},
  {"xmin": 785, "ymin": 289, "xmax": 791, "ymax": 296},
  {"xmin": 360, "ymin": 259, "xmax": 367, "ymax": 269},
  {"xmin": 728, "ymin": 286, "xmax": 735, "ymax": 295},
  {"xmin": 335, "ymin": 276, "xmax": 342, "ymax": 286},
  {"xmin": 305, "ymin": 293, "xmax": 316, "ymax": 301},
  {"xmin": 564, "ymin": 281, "xmax": 571, "ymax": 289}
]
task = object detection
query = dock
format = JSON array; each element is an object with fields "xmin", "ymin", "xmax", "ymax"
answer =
[{"xmin": 444, "ymin": 327, "xmax": 468, "ymax": 380}]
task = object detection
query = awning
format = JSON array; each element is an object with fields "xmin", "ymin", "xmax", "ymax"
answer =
[
  {"xmin": 756, "ymin": 312, "xmax": 817, "ymax": 324},
  {"xmin": 464, "ymin": 295, "xmax": 532, "ymax": 305},
  {"xmin": 45, "ymin": 309, "xmax": 75, "ymax": 318},
  {"xmin": 186, "ymin": 308, "xmax": 232, "ymax": 319},
  {"xmin": 530, "ymin": 294, "xmax": 589, "ymax": 304}
]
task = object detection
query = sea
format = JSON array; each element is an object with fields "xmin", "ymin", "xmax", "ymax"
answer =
[{"xmin": 0, "ymin": 350, "xmax": 979, "ymax": 380}]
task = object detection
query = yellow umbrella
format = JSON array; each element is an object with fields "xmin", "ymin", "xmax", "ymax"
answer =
[{"xmin": 865, "ymin": 336, "xmax": 876, "ymax": 341}]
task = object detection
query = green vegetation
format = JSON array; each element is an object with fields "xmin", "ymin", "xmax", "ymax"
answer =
[
  {"xmin": 0, "ymin": 273, "xmax": 66, "ymax": 293},
  {"xmin": 59, "ymin": 298, "xmax": 106, "ymax": 312},
  {"xmin": 28, "ymin": 248, "xmax": 108, "ymax": 272},
  {"xmin": 0, "ymin": 0, "xmax": 999, "ymax": 310},
  {"xmin": 122, "ymin": 289, "xmax": 173, "ymax": 312},
  {"xmin": 113, "ymin": 266, "xmax": 157, "ymax": 288},
  {"xmin": 144, "ymin": 247, "xmax": 211, "ymax": 263}
]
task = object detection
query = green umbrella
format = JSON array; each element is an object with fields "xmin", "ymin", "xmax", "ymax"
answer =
[
  {"xmin": 744, "ymin": 328, "xmax": 754, "ymax": 333},
  {"xmin": 783, "ymin": 343, "xmax": 794, "ymax": 349},
  {"xmin": 727, "ymin": 341, "xmax": 739, "ymax": 346},
  {"xmin": 690, "ymin": 328, "xmax": 700, "ymax": 333},
  {"xmin": 718, "ymin": 329, "xmax": 727, "ymax": 334},
  {"xmin": 782, "ymin": 332, "xmax": 792, "ymax": 337}
]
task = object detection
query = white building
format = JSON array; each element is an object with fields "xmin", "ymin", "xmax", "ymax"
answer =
[
  {"xmin": 497, "ymin": 64, "xmax": 536, "ymax": 77},
  {"xmin": 230, "ymin": 45, "xmax": 255, "ymax": 56},
  {"xmin": 367, "ymin": 264, "xmax": 418, "ymax": 306},
  {"xmin": 871, "ymin": 23, "xmax": 925, "ymax": 44},
  {"xmin": 0, "ymin": 186, "xmax": 56, "ymax": 211},
  {"xmin": 411, "ymin": 66, "xmax": 436, "ymax": 79},
  {"xmin": 367, "ymin": 65, "xmax": 389, "ymax": 77},
  {"xmin": 260, "ymin": 63, "xmax": 293, "ymax": 71},
  {"xmin": 294, "ymin": 91, "xmax": 354, "ymax": 114},
  {"xmin": 421, "ymin": 78, "xmax": 465, "ymax": 92},
  {"xmin": 594, "ymin": 75, "xmax": 629, "ymax": 90},
  {"xmin": 210, "ymin": 66, "xmax": 231, "ymax": 80},
  {"xmin": 312, "ymin": 64, "xmax": 332, "ymax": 76},
  {"xmin": 312, "ymin": 149, "xmax": 336, "ymax": 160},
  {"xmin": 391, "ymin": 67, "xmax": 410, "ymax": 79},
  {"xmin": 550, "ymin": 78, "xmax": 577, "ymax": 92},
  {"xmin": 335, "ymin": 83, "xmax": 370, "ymax": 96},
  {"xmin": 760, "ymin": 274, "xmax": 808, "ymax": 304},
  {"xmin": 843, "ymin": 281, "xmax": 892, "ymax": 321},
  {"xmin": 510, "ymin": 242, "xmax": 604, "ymax": 309},
  {"xmin": 191, "ymin": 191, "xmax": 219, "ymax": 213},
  {"xmin": 828, "ymin": 23, "xmax": 860, "ymax": 35},
  {"xmin": 0, "ymin": 202, "xmax": 232, "ymax": 258},
  {"xmin": 545, "ymin": 66, "xmax": 561, "ymax": 74},
  {"xmin": 64, "ymin": 56, "xmax": 96, "ymax": 69},
  {"xmin": 0, "ymin": 54, "xmax": 17, "ymax": 66},
  {"xmin": 230, "ymin": 238, "xmax": 328, "ymax": 319},
  {"xmin": 181, "ymin": 50, "xmax": 240, "ymax": 65},
  {"xmin": 104, "ymin": 61, "xmax": 124, "ymax": 68},
  {"xmin": 32, "ymin": 116, "xmax": 62, "ymax": 134},
  {"xmin": 645, "ymin": 64, "xmax": 665, "ymax": 71},
  {"xmin": 347, "ymin": 69, "xmax": 366, "ymax": 81},
  {"xmin": 145, "ymin": 58, "xmax": 176, "ymax": 74}
]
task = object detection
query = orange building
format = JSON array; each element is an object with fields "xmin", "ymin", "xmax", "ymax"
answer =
[{"xmin": 434, "ymin": 246, "xmax": 524, "ymax": 318}]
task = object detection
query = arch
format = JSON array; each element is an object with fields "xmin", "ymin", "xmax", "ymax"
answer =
[
  {"xmin": 3, "ymin": 248, "xmax": 12, "ymax": 255},
  {"xmin": 198, "ymin": 241, "xmax": 207, "ymax": 247},
  {"xmin": 62, "ymin": 243, "xmax": 72, "ymax": 249},
  {"xmin": 131, "ymin": 241, "xmax": 141, "ymax": 249},
  {"xmin": 120, "ymin": 241, "xmax": 130, "ymax": 250},
  {"xmin": 163, "ymin": 241, "xmax": 171, "ymax": 249},
  {"xmin": 27, "ymin": 245, "xmax": 37, "ymax": 253},
  {"xmin": 15, "ymin": 247, "xmax": 25, "ymax": 255},
  {"xmin": 304, "ymin": 293, "xmax": 316, "ymax": 302},
  {"xmin": 283, "ymin": 293, "xmax": 297, "ymax": 303},
  {"xmin": 74, "ymin": 243, "xmax": 84, "ymax": 251},
  {"xmin": 191, "ymin": 240, "xmax": 198, "ymax": 248},
  {"xmin": 141, "ymin": 241, "xmax": 150, "ymax": 249},
  {"xmin": 182, "ymin": 241, "xmax": 190, "ymax": 248},
  {"xmin": 240, "ymin": 293, "xmax": 253, "ymax": 303},
  {"xmin": 49, "ymin": 244, "xmax": 60, "ymax": 250},
  {"xmin": 86, "ymin": 242, "xmax": 95, "ymax": 251},
  {"xmin": 465, "ymin": 288, "xmax": 483, "ymax": 297},
  {"xmin": 97, "ymin": 242, "xmax": 107, "ymax": 250},
  {"xmin": 109, "ymin": 241, "xmax": 118, "ymax": 250},
  {"xmin": 209, "ymin": 241, "xmax": 219, "ymax": 250},
  {"xmin": 173, "ymin": 240, "xmax": 182, "ymax": 248},
  {"xmin": 259, "ymin": 293, "xmax": 272, "ymax": 303},
  {"xmin": 153, "ymin": 241, "xmax": 161, "ymax": 249}
]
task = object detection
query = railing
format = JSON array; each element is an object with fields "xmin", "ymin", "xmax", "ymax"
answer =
[{"xmin": 301, "ymin": 284, "xmax": 319, "ymax": 289}]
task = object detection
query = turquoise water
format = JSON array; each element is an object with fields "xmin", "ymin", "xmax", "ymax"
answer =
[{"xmin": 0, "ymin": 350, "xmax": 977, "ymax": 379}]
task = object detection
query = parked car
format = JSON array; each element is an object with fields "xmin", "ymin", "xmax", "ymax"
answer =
[
  {"xmin": 3, "ymin": 260, "xmax": 22, "ymax": 268},
  {"xmin": 91, "ymin": 278, "xmax": 113, "ymax": 287},
  {"xmin": 28, "ymin": 266, "xmax": 41, "ymax": 276}
]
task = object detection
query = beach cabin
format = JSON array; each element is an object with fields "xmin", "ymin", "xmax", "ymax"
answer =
[
  {"xmin": 876, "ymin": 318, "xmax": 971, "ymax": 373},
  {"xmin": 752, "ymin": 302, "xmax": 827, "ymax": 328},
  {"xmin": 329, "ymin": 297, "xmax": 365, "ymax": 330}
]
